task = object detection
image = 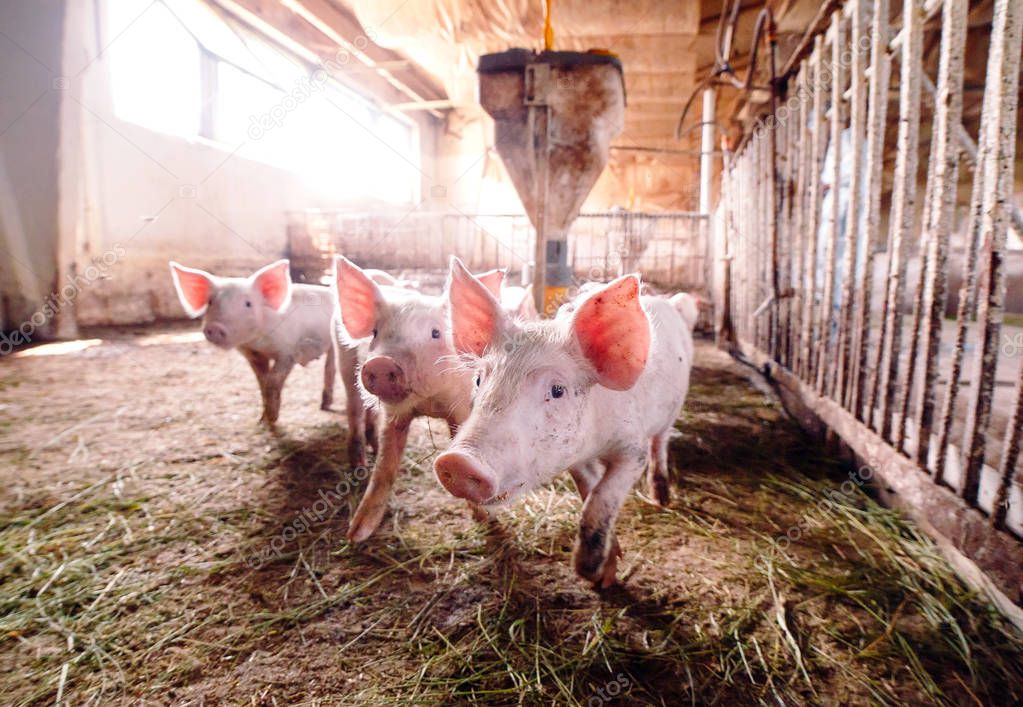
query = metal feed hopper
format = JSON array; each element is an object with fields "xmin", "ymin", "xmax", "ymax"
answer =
[{"xmin": 478, "ymin": 49, "xmax": 625, "ymax": 316}]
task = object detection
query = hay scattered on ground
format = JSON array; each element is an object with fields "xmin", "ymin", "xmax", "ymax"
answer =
[{"xmin": 1, "ymin": 323, "xmax": 1022, "ymax": 705}]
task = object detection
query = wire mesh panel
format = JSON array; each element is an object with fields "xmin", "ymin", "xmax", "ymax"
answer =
[
  {"xmin": 717, "ymin": 0, "xmax": 1023, "ymax": 545},
  {"xmin": 287, "ymin": 210, "xmax": 710, "ymax": 295}
]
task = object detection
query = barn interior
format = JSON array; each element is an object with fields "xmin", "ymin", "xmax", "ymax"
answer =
[{"xmin": 2, "ymin": 0, "xmax": 1023, "ymax": 704}]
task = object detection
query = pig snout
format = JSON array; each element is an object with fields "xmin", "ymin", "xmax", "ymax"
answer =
[
  {"xmin": 434, "ymin": 450, "xmax": 497, "ymax": 504},
  {"xmin": 203, "ymin": 322, "xmax": 229, "ymax": 347},
  {"xmin": 361, "ymin": 356, "xmax": 409, "ymax": 403}
]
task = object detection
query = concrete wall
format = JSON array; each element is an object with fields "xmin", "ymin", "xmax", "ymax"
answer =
[{"xmin": 0, "ymin": 0, "xmax": 66, "ymax": 338}]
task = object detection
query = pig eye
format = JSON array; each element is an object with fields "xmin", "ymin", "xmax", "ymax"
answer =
[
  {"xmin": 474, "ymin": 373, "xmax": 481, "ymax": 387},
  {"xmin": 550, "ymin": 384, "xmax": 566, "ymax": 399},
  {"xmin": 372, "ymin": 328, "xmax": 378, "ymax": 338},
  {"xmin": 431, "ymin": 328, "xmax": 441, "ymax": 339},
  {"xmin": 245, "ymin": 300, "xmax": 252, "ymax": 308}
]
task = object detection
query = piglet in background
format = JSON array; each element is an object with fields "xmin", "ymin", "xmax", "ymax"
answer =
[
  {"xmin": 333, "ymin": 256, "xmax": 508, "ymax": 542},
  {"xmin": 168, "ymin": 261, "xmax": 369, "ymax": 456},
  {"xmin": 434, "ymin": 258, "xmax": 696, "ymax": 588}
]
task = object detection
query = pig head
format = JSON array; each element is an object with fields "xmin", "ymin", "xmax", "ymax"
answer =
[{"xmin": 169, "ymin": 260, "xmax": 292, "ymax": 349}]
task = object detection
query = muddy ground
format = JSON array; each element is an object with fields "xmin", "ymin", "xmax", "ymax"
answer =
[{"xmin": 1, "ymin": 323, "xmax": 1022, "ymax": 705}]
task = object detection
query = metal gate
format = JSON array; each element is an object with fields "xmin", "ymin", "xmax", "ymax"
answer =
[{"xmin": 717, "ymin": 0, "xmax": 1023, "ymax": 613}]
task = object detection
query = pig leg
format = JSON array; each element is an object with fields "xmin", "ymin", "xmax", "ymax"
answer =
[
  {"xmin": 241, "ymin": 350, "xmax": 274, "ymax": 425},
  {"xmin": 568, "ymin": 461, "xmax": 605, "ymax": 501},
  {"xmin": 574, "ymin": 450, "xmax": 644, "ymax": 588},
  {"xmin": 320, "ymin": 343, "xmax": 336, "ymax": 410},
  {"xmin": 646, "ymin": 432, "xmax": 671, "ymax": 506},
  {"xmin": 338, "ymin": 344, "xmax": 367, "ymax": 468},
  {"xmin": 364, "ymin": 405, "xmax": 378, "ymax": 457},
  {"xmin": 263, "ymin": 356, "xmax": 295, "ymax": 425},
  {"xmin": 347, "ymin": 415, "xmax": 411, "ymax": 542}
]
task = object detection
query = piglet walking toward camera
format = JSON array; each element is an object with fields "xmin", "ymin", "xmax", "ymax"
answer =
[
  {"xmin": 333, "ymin": 256, "xmax": 512, "ymax": 541},
  {"xmin": 433, "ymin": 258, "xmax": 695, "ymax": 587},
  {"xmin": 169, "ymin": 261, "xmax": 371, "ymax": 461}
]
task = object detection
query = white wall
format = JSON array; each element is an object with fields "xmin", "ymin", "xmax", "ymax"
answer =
[{"xmin": 1, "ymin": 0, "xmax": 440, "ymax": 332}]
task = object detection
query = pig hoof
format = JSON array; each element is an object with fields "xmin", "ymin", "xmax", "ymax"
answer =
[
  {"xmin": 347, "ymin": 505, "xmax": 385, "ymax": 543},
  {"xmin": 320, "ymin": 394, "xmax": 333, "ymax": 410},
  {"xmin": 651, "ymin": 477, "xmax": 670, "ymax": 506},
  {"xmin": 347, "ymin": 440, "xmax": 366, "ymax": 469},
  {"xmin": 468, "ymin": 502, "xmax": 491, "ymax": 523},
  {"xmin": 596, "ymin": 553, "xmax": 619, "ymax": 589},
  {"xmin": 575, "ymin": 536, "xmax": 622, "ymax": 588}
]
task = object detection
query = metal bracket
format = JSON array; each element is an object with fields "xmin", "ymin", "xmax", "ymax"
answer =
[{"xmin": 524, "ymin": 63, "xmax": 551, "ymax": 106}]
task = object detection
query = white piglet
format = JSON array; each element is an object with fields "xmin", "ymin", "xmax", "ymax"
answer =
[
  {"xmin": 433, "ymin": 258, "xmax": 695, "ymax": 588},
  {"xmin": 168, "ymin": 260, "xmax": 369, "ymax": 456},
  {"xmin": 333, "ymin": 256, "xmax": 507, "ymax": 542}
]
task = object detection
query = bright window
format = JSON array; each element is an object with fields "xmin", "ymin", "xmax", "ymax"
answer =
[
  {"xmin": 104, "ymin": 0, "xmax": 420, "ymax": 203},
  {"xmin": 106, "ymin": 1, "xmax": 201, "ymax": 138}
]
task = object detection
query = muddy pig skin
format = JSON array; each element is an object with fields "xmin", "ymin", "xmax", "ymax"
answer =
[
  {"xmin": 434, "ymin": 257, "xmax": 695, "ymax": 588},
  {"xmin": 333, "ymin": 256, "xmax": 508, "ymax": 542},
  {"xmin": 168, "ymin": 261, "xmax": 371, "ymax": 461}
]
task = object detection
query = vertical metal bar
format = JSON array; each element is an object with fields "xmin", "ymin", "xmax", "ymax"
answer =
[
  {"xmin": 752, "ymin": 135, "xmax": 762, "ymax": 350},
  {"xmin": 935, "ymin": 160, "xmax": 987, "ymax": 483},
  {"xmin": 530, "ymin": 102, "xmax": 551, "ymax": 315},
  {"xmin": 759, "ymin": 130, "xmax": 771, "ymax": 354},
  {"xmin": 741, "ymin": 154, "xmax": 750, "ymax": 343},
  {"xmin": 747, "ymin": 146, "xmax": 756, "ymax": 346},
  {"xmin": 994, "ymin": 369, "xmax": 1023, "ymax": 529},
  {"xmin": 860, "ymin": 19, "xmax": 892, "ymax": 426},
  {"xmin": 700, "ymin": 88, "xmax": 717, "ymax": 222},
  {"xmin": 767, "ymin": 65, "xmax": 782, "ymax": 365},
  {"xmin": 765, "ymin": 129, "xmax": 774, "ymax": 357},
  {"xmin": 877, "ymin": 0, "xmax": 923, "ymax": 441},
  {"xmin": 909, "ymin": 0, "xmax": 968, "ymax": 468},
  {"xmin": 896, "ymin": 121, "xmax": 941, "ymax": 453},
  {"xmin": 792, "ymin": 65, "xmax": 811, "ymax": 378},
  {"xmin": 838, "ymin": 0, "xmax": 867, "ymax": 410},
  {"xmin": 781, "ymin": 98, "xmax": 796, "ymax": 370},
  {"xmin": 815, "ymin": 14, "xmax": 844, "ymax": 395},
  {"xmin": 800, "ymin": 39, "xmax": 826, "ymax": 384},
  {"xmin": 959, "ymin": 0, "xmax": 1022, "ymax": 505}
]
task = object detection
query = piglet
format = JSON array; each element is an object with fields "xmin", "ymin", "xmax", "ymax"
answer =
[
  {"xmin": 433, "ymin": 258, "xmax": 695, "ymax": 588},
  {"xmin": 169, "ymin": 261, "xmax": 370, "ymax": 460},
  {"xmin": 333, "ymin": 256, "xmax": 507, "ymax": 541}
]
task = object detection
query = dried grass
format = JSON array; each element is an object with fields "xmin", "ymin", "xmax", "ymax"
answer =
[{"xmin": 1, "ymin": 325, "xmax": 1021, "ymax": 705}]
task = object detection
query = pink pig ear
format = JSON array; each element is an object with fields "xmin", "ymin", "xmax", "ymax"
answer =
[
  {"xmin": 169, "ymin": 261, "xmax": 214, "ymax": 318},
  {"xmin": 335, "ymin": 256, "xmax": 384, "ymax": 339},
  {"xmin": 475, "ymin": 268, "xmax": 505, "ymax": 299},
  {"xmin": 447, "ymin": 257, "xmax": 506, "ymax": 357},
  {"xmin": 251, "ymin": 260, "xmax": 292, "ymax": 312},
  {"xmin": 571, "ymin": 275, "xmax": 650, "ymax": 391}
]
